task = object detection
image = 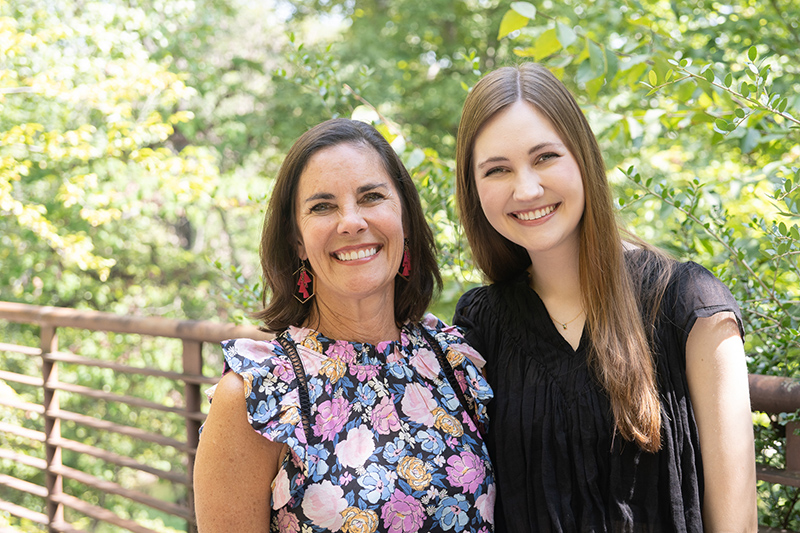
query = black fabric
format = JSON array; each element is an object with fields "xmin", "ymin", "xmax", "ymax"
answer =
[{"xmin": 453, "ymin": 258, "xmax": 743, "ymax": 533}]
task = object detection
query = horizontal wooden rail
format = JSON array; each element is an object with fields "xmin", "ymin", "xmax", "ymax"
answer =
[
  {"xmin": 0, "ymin": 301, "xmax": 271, "ymax": 342},
  {"xmin": 43, "ymin": 351, "xmax": 218, "ymax": 385},
  {"xmin": 0, "ymin": 301, "xmax": 273, "ymax": 532}
]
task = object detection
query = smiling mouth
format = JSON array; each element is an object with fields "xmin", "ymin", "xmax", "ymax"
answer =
[
  {"xmin": 514, "ymin": 204, "xmax": 557, "ymax": 221},
  {"xmin": 334, "ymin": 246, "xmax": 380, "ymax": 261}
]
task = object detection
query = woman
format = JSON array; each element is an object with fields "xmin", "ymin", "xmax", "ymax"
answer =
[
  {"xmin": 453, "ymin": 63, "xmax": 756, "ymax": 531},
  {"xmin": 194, "ymin": 118, "xmax": 495, "ymax": 532}
]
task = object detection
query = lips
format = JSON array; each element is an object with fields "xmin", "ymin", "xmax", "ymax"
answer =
[
  {"xmin": 513, "ymin": 203, "xmax": 557, "ymax": 221},
  {"xmin": 333, "ymin": 246, "xmax": 380, "ymax": 261}
]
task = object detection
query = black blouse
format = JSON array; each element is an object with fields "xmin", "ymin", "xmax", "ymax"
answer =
[{"xmin": 454, "ymin": 259, "xmax": 744, "ymax": 532}]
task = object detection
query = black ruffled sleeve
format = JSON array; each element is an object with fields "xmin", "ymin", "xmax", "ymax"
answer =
[{"xmin": 666, "ymin": 261, "xmax": 745, "ymax": 350}]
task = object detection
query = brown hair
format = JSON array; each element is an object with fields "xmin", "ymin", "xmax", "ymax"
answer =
[
  {"xmin": 455, "ymin": 63, "xmax": 671, "ymax": 452},
  {"xmin": 254, "ymin": 118, "xmax": 441, "ymax": 332}
]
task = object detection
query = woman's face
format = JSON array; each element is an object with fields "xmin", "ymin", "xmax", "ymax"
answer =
[
  {"xmin": 295, "ymin": 142, "xmax": 405, "ymax": 307},
  {"xmin": 472, "ymin": 99, "xmax": 585, "ymax": 260}
]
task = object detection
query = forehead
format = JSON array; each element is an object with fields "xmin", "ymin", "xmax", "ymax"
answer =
[
  {"xmin": 296, "ymin": 142, "xmax": 395, "ymax": 195},
  {"xmin": 473, "ymin": 100, "xmax": 563, "ymax": 155}
]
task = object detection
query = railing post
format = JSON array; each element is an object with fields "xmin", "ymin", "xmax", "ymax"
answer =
[
  {"xmin": 786, "ymin": 420, "xmax": 800, "ymax": 474},
  {"xmin": 182, "ymin": 339, "xmax": 203, "ymax": 533},
  {"xmin": 41, "ymin": 325, "xmax": 63, "ymax": 532}
]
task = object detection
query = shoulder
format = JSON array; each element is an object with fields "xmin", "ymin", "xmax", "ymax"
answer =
[
  {"xmin": 210, "ymin": 336, "xmax": 307, "ymax": 458},
  {"xmin": 420, "ymin": 313, "xmax": 487, "ymax": 370}
]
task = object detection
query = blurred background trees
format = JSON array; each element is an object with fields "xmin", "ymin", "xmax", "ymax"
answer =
[{"xmin": 2, "ymin": 0, "xmax": 799, "ymax": 528}]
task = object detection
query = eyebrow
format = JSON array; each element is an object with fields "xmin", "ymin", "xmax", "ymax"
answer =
[
  {"xmin": 302, "ymin": 182, "xmax": 389, "ymax": 203},
  {"xmin": 475, "ymin": 142, "xmax": 562, "ymax": 169}
]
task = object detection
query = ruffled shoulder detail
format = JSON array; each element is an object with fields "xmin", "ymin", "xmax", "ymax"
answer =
[
  {"xmin": 419, "ymin": 313, "xmax": 494, "ymax": 432},
  {"xmin": 213, "ymin": 337, "xmax": 308, "ymax": 468}
]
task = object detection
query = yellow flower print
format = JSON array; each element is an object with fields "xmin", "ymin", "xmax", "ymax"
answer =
[
  {"xmin": 242, "ymin": 372, "xmax": 254, "ymax": 397},
  {"xmin": 397, "ymin": 456, "xmax": 433, "ymax": 491},
  {"xmin": 320, "ymin": 357, "xmax": 347, "ymax": 383},
  {"xmin": 432, "ymin": 407, "xmax": 464, "ymax": 437},
  {"xmin": 341, "ymin": 507, "xmax": 378, "ymax": 533},
  {"xmin": 279, "ymin": 405, "xmax": 301, "ymax": 426},
  {"xmin": 446, "ymin": 346, "xmax": 465, "ymax": 367}
]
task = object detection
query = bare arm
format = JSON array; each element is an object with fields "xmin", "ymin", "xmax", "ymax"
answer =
[
  {"xmin": 194, "ymin": 372, "xmax": 288, "ymax": 532},
  {"xmin": 685, "ymin": 312, "xmax": 757, "ymax": 532}
]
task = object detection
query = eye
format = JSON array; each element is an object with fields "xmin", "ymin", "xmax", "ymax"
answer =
[
  {"xmin": 360, "ymin": 191, "xmax": 385, "ymax": 203},
  {"xmin": 537, "ymin": 152, "xmax": 560, "ymax": 164},
  {"xmin": 483, "ymin": 166, "xmax": 508, "ymax": 178},
  {"xmin": 309, "ymin": 202, "xmax": 334, "ymax": 213}
]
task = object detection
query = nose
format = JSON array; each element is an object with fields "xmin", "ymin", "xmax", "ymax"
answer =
[
  {"xmin": 512, "ymin": 168, "xmax": 544, "ymax": 201},
  {"xmin": 337, "ymin": 206, "xmax": 368, "ymax": 235}
]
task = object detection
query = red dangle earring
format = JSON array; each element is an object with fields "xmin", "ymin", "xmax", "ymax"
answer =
[
  {"xmin": 398, "ymin": 239, "xmax": 411, "ymax": 280},
  {"xmin": 294, "ymin": 260, "xmax": 315, "ymax": 303}
]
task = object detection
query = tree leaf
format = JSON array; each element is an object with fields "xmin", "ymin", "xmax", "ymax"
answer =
[
  {"xmin": 748, "ymin": 45, "xmax": 758, "ymax": 61},
  {"xmin": 556, "ymin": 22, "xmax": 577, "ymax": 48},
  {"xmin": 511, "ymin": 1, "xmax": 537, "ymax": 19},
  {"xmin": 532, "ymin": 28, "xmax": 562, "ymax": 61},
  {"xmin": 648, "ymin": 70, "xmax": 658, "ymax": 86},
  {"xmin": 498, "ymin": 9, "xmax": 529, "ymax": 40}
]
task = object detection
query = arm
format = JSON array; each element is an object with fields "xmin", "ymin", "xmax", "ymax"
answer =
[
  {"xmin": 194, "ymin": 372, "xmax": 288, "ymax": 532},
  {"xmin": 685, "ymin": 312, "xmax": 757, "ymax": 532}
]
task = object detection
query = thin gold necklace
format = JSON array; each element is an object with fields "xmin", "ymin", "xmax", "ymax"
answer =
[{"xmin": 549, "ymin": 308, "xmax": 584, "ymax": 330}]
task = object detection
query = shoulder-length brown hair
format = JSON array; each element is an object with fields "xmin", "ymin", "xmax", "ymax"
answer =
[
  {"xmin": 455, "ymin": 63, "xmax": 671, "ymax": 452},
  {"xmin": 254, "ymin": 118, "xmax": 441, "ymax": 332}
]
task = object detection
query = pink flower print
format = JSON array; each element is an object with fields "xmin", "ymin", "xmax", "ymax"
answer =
[
  {"xmin": 314, "ymin": 397, "xmax": 350, "ymax": 441},
  {"xmin": 272, "ymin": 356, "xmax": 295, "ymax": 383},
  {"xmin": 371, "ymin": 395, "xmax": 402, "ymax": 435},
  {"xmin": 340, "ymin": 472, "xmax": 353, "ymax": 485},
  {"xmin": 335, "ymin": 425, "xmax": 376, "ymax": 469},
  {"xmin": 453, "ymin": 341, "xmax": 487, "ymax": 369},
  {"xmin": 326, "ymin": 340, "xmax": 358, "ymax": 364},
  {"xmin": 274, "ymin": 507, "xmax": 300, "ymax": 532},
  {"xmin": 271, "ymin": 468, "xmax": 291, "ymax": 509},
  {"xmin": 446, "ymin": 451, "xmax": 486, "ymax": 494},
  {"xmin": 421, "ymin": 314, "xmax": 439, "ymax": 329},
  {"xmin": 302, "ymin": 480, "xmax": 348, "ymax": 530},
  {"xmin": 409, "ymin": 348, "xmax": 441, "ymax": 380},
  {"xmin": 386, "ymin": 344, "xmax": 404, "ymax": 363},
  {"xmin": 446, "ymin": 436, "xmax": 458, "ymax": 449},
  {"xmin": 475, "ymin": 483, "xmax": 495, "ymax": 524},
  {"xmin": 399, "ymin": 382, "xmax": 437, "ymax": 426},
  {"xmin": 461, "ymin": 409, "xmax": 477, "ymax": 433},
  {"xmin": 234, "ymin": 338, "xmax": 276, "ymax": 363},
  {"xmin": 381, "ymin": 489, "xmax": 425, "ymax": 533},
  {"xmin": 351, "ymin": 364, "xmax": 380, "ymax": 382}
]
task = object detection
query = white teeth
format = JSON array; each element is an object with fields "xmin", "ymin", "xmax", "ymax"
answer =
[
  {"xmin": 336, "ymin": 247, "xmax": 378, "ymax": 261},
  {"xmin": 516, "ymin": 205, "xmax": 555, "ymax": 221}
]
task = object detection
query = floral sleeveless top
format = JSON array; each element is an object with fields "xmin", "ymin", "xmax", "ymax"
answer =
[{"xmin": 212, "ymin": 314, "xmax": 495, "ymax": 533}]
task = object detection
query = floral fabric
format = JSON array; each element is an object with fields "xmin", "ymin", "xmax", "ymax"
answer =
[{"xmin": 213, "ymin": 313, "xmax": 495, "ymax": 533}]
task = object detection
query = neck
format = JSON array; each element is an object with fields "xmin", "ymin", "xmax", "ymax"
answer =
[
  {"xmin": 306, "ymin": 291, "xmax": 401, "ymax": 345},
  {"xmin": 528, "ymin": 244, "xmax": 582, "ymax": 303}
]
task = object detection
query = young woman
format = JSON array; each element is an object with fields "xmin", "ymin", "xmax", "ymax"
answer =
[
  {"xmin": 194, "ymin": 118, "xmax": 495, "ymax": 532},
  {"xmin": 453, "ymin": 63, "xmax": 756, "ymax": 532}
]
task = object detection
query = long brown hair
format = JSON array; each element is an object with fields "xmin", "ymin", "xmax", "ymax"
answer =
[
  {"xmin": 455, "ymin": 63, "xmax": 671, "ymax": 452},
  {"xmin": 255, "ymin": 118, "xmax": 441, "ymax": 332}
]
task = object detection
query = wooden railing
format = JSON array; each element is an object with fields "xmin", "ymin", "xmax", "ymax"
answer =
[
  {"xmin": 0, "ymin": 301, "xmax": 270, "ymax": 533},
  {"xmin": 0, "ymin": 301, "xmax": 799, "ymax": 532}
]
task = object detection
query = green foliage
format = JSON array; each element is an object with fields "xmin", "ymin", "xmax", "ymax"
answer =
[{"xmin": 3, "ymin": 0, "xmax": 800, "ymax": 528}]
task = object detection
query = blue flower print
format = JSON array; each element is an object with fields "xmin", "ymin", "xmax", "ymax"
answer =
[
  {"xmin": 416, "ymin": 429, "xmax": 445, "ymax": 455},
  {"xmin": 252, "ymin": 396, "xmax": 278, "ymax": 424},
  {"xmin": 436, "ymin": 382, "xmax": 461, "ymax": 412},
  {"xmin": 307, "ymin": 445, "xmax": 330, "ymax": 479},
  {"xmin": 356, "ymin": 383, "xmax": 377, "ymax": 406},
  {"xmin": 306, "ymin": 378, "xmax": 323, "ymax": 404},
  {"xmin": 358, "ymin": 463, "xmax": 395, "ymax": 504},
  {"xmin": 435, "ymin": 493, "xmax": 470, "ymax": 531},
  {"xmin": 382, "ymin": 437, "xmax": 408, "ymax": 464}
]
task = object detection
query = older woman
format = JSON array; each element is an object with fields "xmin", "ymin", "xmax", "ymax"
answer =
[{"xmin": 194, "ymin": 118, "xmax": 495, "ymax": 532}]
